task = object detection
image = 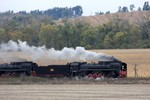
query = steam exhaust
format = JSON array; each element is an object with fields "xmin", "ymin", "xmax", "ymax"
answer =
[{"xmin": 0, "ymin": 40, "xmax": 119, "ymax": 65}]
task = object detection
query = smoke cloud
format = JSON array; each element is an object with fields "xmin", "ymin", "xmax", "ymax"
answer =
[{"xmin": 0, "ymin": 40, "xmax": 118, "ymax": 65}]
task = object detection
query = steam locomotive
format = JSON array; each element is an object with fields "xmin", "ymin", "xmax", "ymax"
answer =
[{"xmin": 0, "ymin": 60, "xmax": 127, "ymax": 78}]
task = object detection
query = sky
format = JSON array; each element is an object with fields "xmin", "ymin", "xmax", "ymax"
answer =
[{"xmin": 0, "ymin": 0, "xmax": 149, "ymax": 16}]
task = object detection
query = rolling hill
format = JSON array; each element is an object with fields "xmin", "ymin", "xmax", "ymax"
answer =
[{"xmin": 61, "ymin": 11, "xmax": 150, "ymax": 26}]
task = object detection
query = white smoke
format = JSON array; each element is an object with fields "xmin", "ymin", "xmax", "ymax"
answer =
[{"xmin": 0, "ymin": 40, "xmax": 117, "ymax": 65}]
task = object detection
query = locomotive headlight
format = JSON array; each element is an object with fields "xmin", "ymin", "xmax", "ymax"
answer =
[{"xmin": 122, "ymin": 65, "xmax": 124, "ymax": 69}]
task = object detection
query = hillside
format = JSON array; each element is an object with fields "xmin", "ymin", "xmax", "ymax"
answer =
[
  {"xmin": 0, "ymin": 11, "xmax": 150, "ymax": 49},
  {"xmin": 66, "ymin": 11, "xmax": 150, "ymax": 26}
]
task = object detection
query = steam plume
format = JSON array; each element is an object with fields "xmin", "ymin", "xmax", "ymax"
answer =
[{"xmin": 0, "ymin": 40, "xmax": 118, "ymax": 65}]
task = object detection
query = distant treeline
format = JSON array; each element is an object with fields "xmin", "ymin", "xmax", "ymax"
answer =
[
  {"xmin": 0, "ymin": 5, "xmax": 83, "ymax": 20},
  {"xmin": 96, "ymin": 1, "xmax": 150, "ymax": 15}
]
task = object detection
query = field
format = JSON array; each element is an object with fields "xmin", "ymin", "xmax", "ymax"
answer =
[
  {"xmin": 66, "ymin": 11, "xmax": 150, "ymax": 26},
  {"xmin": 0, "ymin": 84, "xmax": 150, "ymax": 100}
]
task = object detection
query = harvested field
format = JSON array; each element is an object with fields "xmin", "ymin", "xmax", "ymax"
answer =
[{"xmin": 0, "ymin": 84, "xmax": 150, "ymax": 100}]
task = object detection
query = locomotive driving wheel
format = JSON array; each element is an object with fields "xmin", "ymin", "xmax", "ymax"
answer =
[
  {"xmin": 108, "ymin": 71, "xmax": 118, "ymax": 78},
  {"xmin": 87, "ymin": 73, "xmax": 103, "ymax": 79}
]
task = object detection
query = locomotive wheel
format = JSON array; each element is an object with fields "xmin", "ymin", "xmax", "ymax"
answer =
[
  {"xmin": 0, "ymin": 72, "xmax": 2, "ymax": 76},
  {"xmin": 97, "ymin": 73, "xmax": 103, "ymax": 78},
  {"xmin": 20, "ymin": 72, "xmax": 27, "ymax": 76},
  {"xmin": 15, "ymin": 72, "xmax": 27, "ymax": 77},
  {"xmin": 93, "ymin": 73, "xmax": 98, "ymax": 79},
  {"xmin": 109, "ymin": 71, "xmax": 118, "ymax": 78},
  {"xmin": 87, "ymin": 73, "xmax": 103, "ymax": 79},
  {"xmin": 87, "ymin": 74, "xmax": 93, "ymax": 78}
]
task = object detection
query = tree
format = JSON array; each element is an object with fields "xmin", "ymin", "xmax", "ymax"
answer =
[
  {"xmin": 0, "ymin": 28, "xmax": 7, "ymax": 42},
  {"xmin": 72, "ymin": 5, "xmax": 83, "ymax": 17},
  {"xmin": 138, "ymin": 12, "xmax": 150, "ymax": 41},
  {"xmin": 71, "ymin": 22, "xmax": 89, "ymax": 47},
  {"xmin": 143, "ymin": 1, "xmax": 150, "ymax": 11},
  {"xmin": 118, "ymin": 6, "xmax": 122, "ymax": 12},
  {"xmin": 105, "ymin": 11, "xmax": 110, "ymax": 14},
  {"xmin": 9, "ymin": 31, "xmax": 24, "ymax": 41},
  {"xmin": 138, "ymin": 7, "xmax": 142, "ymax": 11},
  {"xmin": 140, "ymin": 20, "xmax": 150, "ymax": 40},
  {"xmin": 104, "ymin": 32, "xmax": 115, "ymax": 48},
  {"xmin": 81, "ymin": 27, "xmax": 98, "ymax": 49},
  {"xmin": 95, "ymin": 11, "xmax": 104, "ymax": 15},
  {"xmin": 39, "ymin": 24, "xmax": 59, "ymax": 48},
  {"xmin": 44, "ymin": 6, "xmax": 83, "ymax": 20},
  {"xmin": 113, "ymin": 32, "xmax": 128, "ymax": 48},
  {"xmin": 118, "ymin": 6, "xmax": 128, "ymax": 12},
  {"xmin": 129, "ymin": 25, "xmax": 141, "ymax": 48},
  {"xmin": 101, "ymin": 16, "xmax": 140, "ymax": 48},
  {"xmin": 130, "ymin": 4, "xmax": 135, "ymax": 11},
  {"xmin": 22, "ymin": 27, "xmax": 38, "ymax": 45},
  {"xmin": 122, "ymin": 6, "xmax": 129, "ymax": 12}
]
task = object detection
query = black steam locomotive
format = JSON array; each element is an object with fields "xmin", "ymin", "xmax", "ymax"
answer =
[{"xmin": 0, "ymin": 61, "xmax": 127, "ymax": 78}]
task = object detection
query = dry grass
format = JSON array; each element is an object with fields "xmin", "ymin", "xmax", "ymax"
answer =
[
  {"xmin": 0, "ymin": 84, "xmax": 150, "ymax": 100},
  {"xmin": 92, "ymin": 49, "xmax": 150, "ymax": 78},
  {"xmin": 57, "ymin": 11, "xmax": 150, "ymax": 26}
]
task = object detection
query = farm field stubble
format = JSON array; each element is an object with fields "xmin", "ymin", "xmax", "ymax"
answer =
[{"xmin": 0, "ymin": 84, "xmax": 150, "ymax": 100}]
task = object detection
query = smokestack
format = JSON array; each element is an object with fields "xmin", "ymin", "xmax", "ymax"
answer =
[{"xmin": 0, "ymin": 40, "xmax": 119, "ymax": 65}]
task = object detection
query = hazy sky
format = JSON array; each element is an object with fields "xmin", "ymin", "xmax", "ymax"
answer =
[{"xmin": 0, "ymin": 0, "xmax": 149, "ymax": 16}]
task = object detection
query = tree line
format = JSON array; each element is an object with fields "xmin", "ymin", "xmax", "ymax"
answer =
[
  {"xmin": 96, "ymin": 1, "xmax": 150, "ymax": 15},
  {"xmin": 0, "ymin": 5, "xmax": 83, "ymax": 20},
  {"xmin": 0, "ymin": 11, "xmax": 150, "ymax": 49}
]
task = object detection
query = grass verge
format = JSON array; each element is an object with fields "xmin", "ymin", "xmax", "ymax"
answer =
[{"xmin": 1, "ymin": 76, "xmax": 150, "ymax": 85}]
